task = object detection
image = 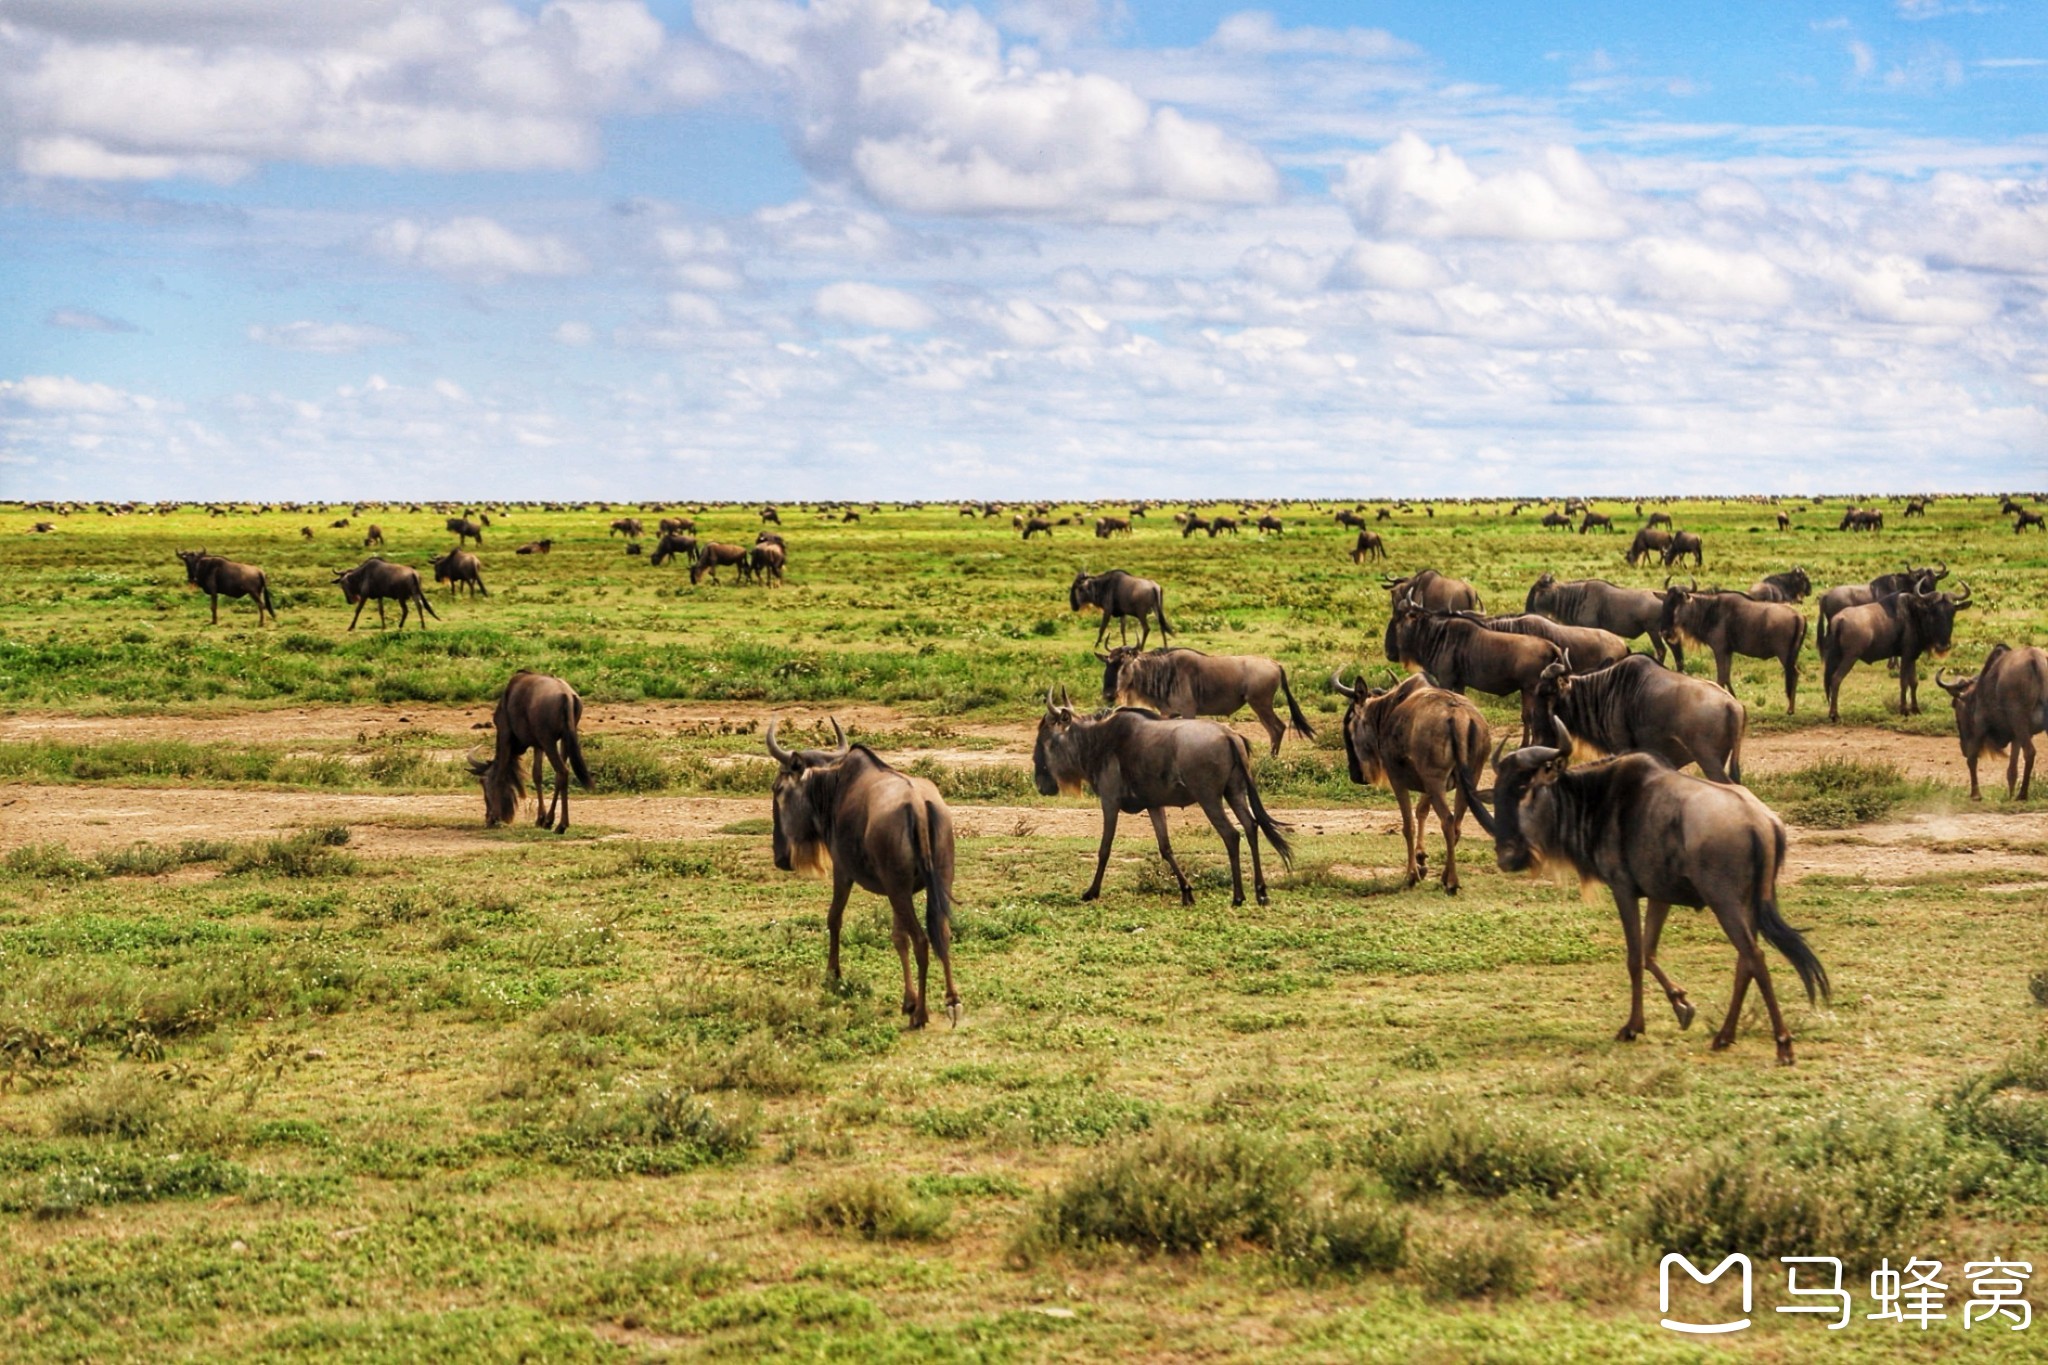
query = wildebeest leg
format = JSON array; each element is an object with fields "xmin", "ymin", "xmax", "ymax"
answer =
[
  {"xmin": 2018, "ymin": 737, "xmax": 2035, "ymax": 801},
  {"xmin": 1725, "ymin": 918, "xmax": 1795, "ymax": 1065},
  {"xmin": 210, "ymin": 592, "xmax": 220, "ymax": 625},
  {"xmin": 1613, "ymin": 890, "xmax": 1647, "ymax": 1041},
  {"xmin": 547, "ymin": 743, "xmax": 571, "ymax": 832},
  {"xmin": 1423, "ymin": 784, "xmax": 1460, "ymax": 895},
  {"xmin": 1224, "ymin": 789, "xmax": 1268, "ymax": 905},
  {"xmin": 1083, "ymin": 802, "xmax": 1119, "ymax": 902},
  {"xmin": 889, "ymin": 890, "xmax": 929, "ymax": 1028},
  {"xmin": 1197, "ymin": 795, "xmax": 1244, "ymax": 906},
  {"xmin": 1096, "ymin": 612, "xmax": 1111, "ymax": 649},
  {"xmin": 1250, "ymin": 697, "xmax": 1285, "ymax": 758},
  {"xmin": 1135, "ymin": 615, "xmax": 1148, "ymax": 649},
  {"xmin": 1641, "ymin": 900, "xmax": 1695, "ymax": 1029},
  {"xmin": 1394, "ymin": 786, "xmax": 1420, "ymax": 884},
  {"xmin": 820, "ymin": 871, "xmax": 854, "ymax": 984},
  {"xmin": 1148, "ymin": 807, "xmax": 1195, "ymax": 906},
  {"xmin": 1711, "ymin": 950, "xmax": 1754, "ymax": 1052},
  {"xmin": 377, "ymin": 598, "xmax": 389, "ymax": 629},
  {"xmin": 1900, "ymin": 656, "xmax": 1918, "ymax": 716},
  {"xmin": 347, "ymin": 599, "xmax": 366, "ymax": 631},
  {"xmin": 1714, "ymin": 649, "xmax": 1733, "ymax": 695},
  {"xmin": 1782, "ymin": 653, "xmax": 1798, "ymax": 713},
  {"xmin": 532, "ymin": 747, "xmax": 549, "ymax": 828}
]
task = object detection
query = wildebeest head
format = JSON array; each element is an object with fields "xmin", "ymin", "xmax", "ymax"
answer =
[
  {"xmin": 1329, "ymin": 667, "xmax": 1401, "ymax": 784},
  {"xmin": 332, "ymin": 566, "xmax": 361, "ymax": 605},
  {"xmin": 1486, "ymin": 724, "xmax": 1579, "ymax": 873},
  {"xmin": 1655, "ymin": 577, "xmax": 1698, "ymax": 635},
  {"xmin": 1524, "ymin": 572, "xmax": 1557, "ymax": 615},
  {"xmin": 176, "ymin": 549, "xmax": 209, "ymax": 584},
  {"xmin": 1097, "ymin": 646, "xmax": 1140, "ymax": 705},
  {"xmin": 1069, "ymin": 570, "xmax": 1095, "ymax": 613},
  {"xmin": 764, "ymin": 717, "xmax": 849, "ymax": 877},
  {"xmin": 1935, "ymin": 650, "xmax": 2002, "ymax": 758},
  {"xmin": 467, "ymin": 740, "xmax": 524, "ymax": 827},
  {"xmin": 1908, "ymin": 580, "xmax": 1971, "ymax": 656},
  {"xmin": 1032, "ymin": 687, "xmax": 1090, "ymax": 797}
]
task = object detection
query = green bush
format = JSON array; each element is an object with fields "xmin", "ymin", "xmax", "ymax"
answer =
[
  {"xmin": 1753, "ymin": 758, "xmax": 1928, "ymax": 827},
  {"xmin": 801, "ymin": 1174, "xmax": 951, "ymax": 1242},
  {"xmin": 51, "ymin": 1072, "xmax": 177, "ymax": 1140},
  {"xmin": 1946, "ymin": 1041, "xmax": 2048, "ymax": 1165},
  {"xmin": 223, "ymin": 826, "xmax": 356, "ymax": 878},
  {"xmin": 1354, "ymin": 1101, "xmax": 1607, "ymax": 1199},
  {"xmin": 1411, "ymin": 1222, "xmax": 1536, "ymax": 1300}
]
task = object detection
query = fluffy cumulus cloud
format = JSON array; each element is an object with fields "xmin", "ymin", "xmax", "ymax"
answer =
[
  {"xmin": 1, "ymin": 0, "xmax": 716, "ymax": 179},
  {"xmin": 815, "ymin": 281, "xmax": 937, "ymax": 330},
  {"xmin": 695, "ymin": 0, "xmax": 1276, "ymax": 221},
  {"xmin": 1337, "ymin": 133, "xmax": 1629, "ymax": 242},
  {"xmin": 372, "ymin": 216, "xmax": 587, "ymax": 279}
]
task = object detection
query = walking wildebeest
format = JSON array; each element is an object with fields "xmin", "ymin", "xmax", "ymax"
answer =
[
  {"xmin": 1033, "ymin": 691, "xmax": 1291, "ymax": 906},
  {"xmin": 690, "ymin": 542, "xmax": 749, "ymax": 584},
  {"xmin": 756, "ymin": 531, "xmax": 786, "ymax": 548},
  {"xmin": 446, "ymin": 516, "xmax": 484, "ymax": 546},
  {"xmin": 1839, "ymin": 507, "xmax": 1884, "ymax": 532},
  {"xmin": 363, "ymin": 524, "xmax": 385, "ymax": 548},
  {"xmin": 766, "ymin": 719, "xmax": 960, "ymax": 1029},
  {"xmin": 659, "ymin": 516, "xmax": 696, "ymax": 536},
  {"xmin": 745, "ymin": 542, "xmax": 786, "ymax": 584},
  {"xmin": 1021, "ymin": 517, "xmax": 1054, "ymax": 540},
  {"xmin": 432, "ymin": 548, "xmax": 487, "ymax": 597},
  {"xmin": 1331, "ymin": 670, "xmax": 1490, "ymax": 893},
  {"xmin": 176, "ymin": 550, "xmax": 277, "ymax": 625},
  {"xmin": 649, "ymin": 532, "xmax": 697, "ymax": 567},
  {"xmin": 1335, "ymin": 509, "xmax": 1367, "ymax": 529},
  {"xmin": 1451, "ymin": 610, "xmax": 1629, "ymax": 672},
  {"xmin": 1938, "ymin": 645, "xmax": 2048, "ymax": 800},
  {"xmin": 1644, "ymin": 511, "xmax": 1673, "ymax": 529},
  {"xmin": 1904, "ymin": 498, "xmax": 1929, "ymax": 518},
  {"xmin": 1207, "ymin": 515, "xmax": 1241, "ymax": 537},
  {"xmin": 609, "ymin": 517, "xmax": 643, "ymax": 539},
  {"xmin": 1180, "ymin": 515, "xmax": 1210, "ymax": 537},
  {"xmin": 1529, "ymin": 654, "xmax": 1745, "ymax": 783},
  {"xmin": 1384, "ymin": 598, "xmax": 1563, "ymax": 740},
  {"xmin": 1578, "ymin": 510, "xmax": 1615, "ymax": 534},
  {"xmin": 1542, "ymin": 510, "xmax": 1573, "ymax": 529},
  {"xmin": 1747, "ymin": 567, "xmax": 1811, "ymax": 603},
  {"xmin": 515, "ymin": 539, "xmax": 553, "ymax": 555},
  {"xmin": 1100, "ymin": 646, "xmax": 1312, "ymax": 757},
  {"xmin": 2014, "ymin": 508, "xmax": 2047, "ymax": 534},
  {"xmin": 1070, "ymin": 569, "xmax": 1171, "ymax": 649},
  {"xmin": 760, "ymin": 506, "xmax": 782, "ymax": 525},
  {"xmin": 1350, "ymin": 530, "xmax": 1387, "ymax": 562},
  {"xmin": 1624, "ymin": 527, "xmax": 1673, "ymax": 566},
  {"xmin": 1525, "ymin": 574, "xmax": 1672, "ymax": 666},
  {"xmin": 1657, "ymin": 582, "xmax": 1807, "ymax": 712},
  {"xmin": 1821, "ymin": 583, "xmax": 1971, "ymax": 721},
  {"xmin": 1383, "ymin": 567, "xmax": 1481, "ymax": 615},
  {"xmin": 1376, "ymin": 507, "xmax": 1394, "ymax": 522},
  {"xmin": 1255, "ymin": 514, "xmax": 1284, "ymax": 536},
  {"xmin": 333, "ymin": 558, "xmax": 439, "ymax": 630},
  {"xmin": 469, "ymin": 671, "xmax": 591, "ymax": 833},
  {"xmin": 1661, "ymin": 531, "xmax": 1704, "ymax": 567},
  {"xmin": 1094, "ymin": 516, "xmax": 1131, "ymax": 539},
  {"xmin": 1460, "ymin": 725, "xmax": 1827, "ymax": 1064}
]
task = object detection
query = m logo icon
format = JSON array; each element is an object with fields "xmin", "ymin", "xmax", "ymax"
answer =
[{"xmin": 1661, "ymin": 1253, "xmax": 1753, "ymax": 1334}]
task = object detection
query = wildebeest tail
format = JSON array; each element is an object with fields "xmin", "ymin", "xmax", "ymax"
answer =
[
  {"xmin": 1814, "ymin": 610, "xmax": 1826, "ymax": 649},
  {"xmin": 1154, "ymin": 592, "xmax": 1171, "ymax": 638},
  {"xmin": 1751, "ymin": 825, "xmax": 1828, "ymax": 1004},
  {"xmin": 417, "ymin": 586, "xmax": 441, "ymax": 620},
  {"xmin": 907, "ymin": 802, "xmax": 952, "ymax": 957},
  {"xmin": 1278, "ymin": 668, "xmax": 1315, "ymax": 740},
  {"xmin": 1728, "ymin": 704, "xmax": 1747, "ymax": 786},
  {"xmin": 1450, "ymin": 716, "xmax": 1498, "ymax": 836},
  {"xmin": 260, "ymin": 575, "xmax": 276, "ymax": 620},
  {"xmin": 561, "ymin": 698, "xmax": 593, "ymax": 790},
  {"xmin": 1231, "ymin": 739, "xmax": 1293, "ymax": 867}
]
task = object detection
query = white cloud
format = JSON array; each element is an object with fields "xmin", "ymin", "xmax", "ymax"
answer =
[
  {"xmin": 664, "ymin": 292, "xmax": 726, "ymax": 327},
  {"xmin": 815, "ymin": 281, "xmax": 936, "ymax": 330},
  {"xmin": 1631, "ymin": 237, "xmax": 1792, "ymax": 310},
  {"xmin": 248, "ymin": 320, "xmax": 409, "ymax": 353},
  {"xmin": 372, "ymin": 216, "xmax": 587, "ymax": 280},
  {"xmin": 1206, "ymin": 10, "xmax": 1416, "ymax": 61},
  {"xmin": 0, "ymin": 374, "xmax": 158, "ymax": 412},
  {"xmin": 553, "ymin": 321, "xmax": 596, "ymax": 346},
  {"xmin": 1337, "ymin": 133, "xmax": 1630, "ymax": 242},
  {"xmin": 46, "ymin": 306, "xmax": 139, "ymax": 332}
]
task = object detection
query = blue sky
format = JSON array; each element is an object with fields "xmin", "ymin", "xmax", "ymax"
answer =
[{"xmin": 2, "ymin": 0, "xmax": 2043, "ymax": 498}]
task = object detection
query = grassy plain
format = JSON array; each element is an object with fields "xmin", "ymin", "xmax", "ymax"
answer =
[{"xmin": 0, "ymin": 496, "xmax": 2044, "ymax": 1362}]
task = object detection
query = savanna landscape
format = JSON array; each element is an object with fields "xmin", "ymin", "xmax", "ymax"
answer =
[{"xmin": 1, "ymin": 495, "xmax": 2044, "ymax": 1363}]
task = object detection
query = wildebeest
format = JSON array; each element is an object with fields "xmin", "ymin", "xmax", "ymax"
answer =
[
  {"xmin": 1255, "ymin": 514, "xmax": 1284, "ymax": 536},
  {"xmin": 1776, "ymin": 510, "xmax": 1791, "ymax": 531},
  {"xmin": 1747, "ymin": 567, "xmax": 1811, "ymax": 603},
  {"xmin": 363, "ymin": 524, "xmax": 385, "ymax": 548},
  {"xmin": 1938, "ymin": 645, "xmax": 2048, "ymax": 800},
  {"xmin": 1207, "ymin": 515, "xmax": 1241, "ymax": 537},
  {"xmin": 1817, "ymin": 561, "xmax": 1946, "ymax": 640},
  {"xmin": 469, "ymin": 671, "xmax": 591, "ymax": 833},
  {"xmin": 1384, "ymin": 599, "xmax": 1563, "ymax": 739},
  {"xmin": 1383, "ymin": 567, "xmax": 1481, "ymax": 615},
  {"xmin": 1661, "ymin": 531, "xmax": 1704, "ymax": 567},
  {"xmin": 755, "ymin": 531, "xmax": 785, "ymax": 549},
  {"xmin": 609, "ymin": 517, "xmax": 643, "ymax": 539},
  {"xmin": 659, "ymin": 516, "xmax": 696, "ymax": 536},
  {"xmin": 1100, "ymin": 646, "xmax": 1312, "ymax": 757},
  {"xmin": 1021, "ymin": 517, "xmax": 1054, "ymax": 540},
  {"xmin": 446, "ymin": 516, "xmax": 484, "ymax": 545},
  {"xmin": 1461, "ymin": 726, "xmax": 1827, "ymax": 1064},
  {"xmin": 1821, "ymin": 584, "xmax": 1971, "ymax": 721},
  {"xmin": 760, "ymin": 506, "xmax": 782, "ymax": 525},
  {"xmin": 1839, "ymin": 507, "xmax": 1884, "ymax": 532},
  {"xmin": 1331, "ymin": 670, "xmax": 1490, "ymax": 893},
  {"xmin": 1032, "ymin": 692, "xmax": 1290, "ymax": 907},
  {"xmin": 1624, "ymin": 527, "xmax": 1673, "ymax": 566},
  {"xmin": 1542, "ymin": 510, "xmax": 1572, "ymax": 529},
  {"xmin": 176, "ymin": 550, "xmax": 276, "ymax": 625},
  {"xmin": 1524, "ymin": 574, "xmax": 1672, "ymax": 666},
  {"xmin": 1180, "ymin": 515, "xmax": 1209, "ymax": 537},
  {"xmin": 1094, "ymin": 516, "xmax": 1131, "ymax": 539},
  {"xmin": 690, "ymin": 542, "xmax": 748, "ymax": 584},
  {"xmin": 333, "ymin": 557, "xmax": 439, "ymax": 630},
  {"xmin": 1658, "ymin": 582, "xmax": 1807, "ymax": 712},
  {"xmin": 1350, "ymin": 530, "xmax": 1386, "ymax": 562},
  {"xmin": 515, "ymin": 539, "xmax": 553, "ymax": 555},
  {"xmin": 744, "ymin": 542, "xmax": 786, "ymax": 585},
  {"xmin": 1578, "ymin": 510, "xmax": 1615, "ymax": 534},
  {"xmin": 2014, "ymin": 508, "xmax": 2047, "ymax": 534},
  {"xmin": 1335, "ymin": 509, "xmax": 1367, "ymax": 529},
  {"xmin": 1529, "ymin": 654, "xmax": 1745, "ymax": 783},
  {"xmin": 329, "ymin": 518, "xmax": 350, "ymax": 529},
  {"xmin": 1451, "ymin": 610, "xmax": 1629, "ymax": 672},
  {"xmin": 1904, "ymin": 498, "xmax": 1930, "ymax": 518},
  {"xmin": 766, "ymin": 719, "xmax": 959, "ymax": 1029},
  {"xmin": 1070, "ymin": 569, "xmax": 1171, "ymax": 649},
  {"xmin": 1376, "ymin": 506, "xmax": 1394, "ymax": 522},
  {"xmin": 649, "ymin": 532, "xmax": 697, "ymax": 567},
  {"xmin": 300, "ymin": 526, "xmax": 314, "ymax": 539},
  {"xmin": 431, "ymin": 548, "xmax": 487, "ymax": 597},
  {"xmin": 1644, "ymin": 511, "xmax": 1673, "ymax": 529}
]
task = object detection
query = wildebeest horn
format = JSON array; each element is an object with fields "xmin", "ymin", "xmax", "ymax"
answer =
[
  {"xmin": 1046, "ymin": 685, "xmax": 1061, "ymax": 712},
  {"xmin": 764, "ymin": 718, "xmax": 793, "ymax": 765},
  {"xmin": 1935, "ymin": 667, "xmax": 1970, "ymax": 696},
  {"xmin": 1686, "ymin": 576, "xmax": 1697, "ymax": 592},
  {"xmin": 828, "ymin": 716, "xmax": 848, "ymax": 755},
  {"xmin": 1952, "ymin": 580, "xmax": 1972, "ymax": 606},
  {"xmin": 1552, "ymin": 720, "xmax": 1576, "ymax": 765},
  {"xmin": 1932, "ymin": 559, "xmax": 1949, "ymax": 581},
  {"xmin": 465, "ymin": 741, "xmax": 493, "ymax": 775},
  {"xmin": 1663, "ymin": 574, "xmax": 1674, "ymax": 589},
  {"xmin": 1330, "ymin": 668, "xmax": 1358, "ymax": 699},
  {"xmin": 1490, "ymin": 736, "xmax": 1511, "ymax": 775}
]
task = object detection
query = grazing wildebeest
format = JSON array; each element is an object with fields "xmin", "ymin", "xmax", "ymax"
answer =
[
  {"xmin": 1332, "ymin": 670, "xmax": 1491, "ymax": 893},
  {"xmin": 649, "ymin": 532, "xmax": 697, "ymax": 567},
  {"xmin": 1094, "ymin": 516, "xmax": 1131, "ymax": 539},
  {"xmin": 1207, "ymin": 515, "xmax": 1241, "ymax": 537},
  {"xmin": 689, "ymin": 542, "xmax": 749, "ymax": 584},
  {"xmin": 766, "ymin": 719, "xmax": 960, "ymax": 1028},
  {"xmin": 1542, "ymin": 510, "xmax": 1573, "ymax": 529},
  {"xmin": 515, "ymin": 539, "xmax": 553, "ymax": 555},
  {"xmin": 1524, "ymin": 574, "xmax": 1672, "ymax": 666},
  {"xmin": 1335, "ymin": 509, "xmax": 1367, "ymax": 529},
  {"xmin": 1461, "ymin": 726, "xmax": 1827, "ymax": 1064},
  {"xmin": 1180, "ymin": 515, "xmax": 1210, "ymax": 538},
  {"xmin": 1776, "ymin": 510, "xmax": 1790, "ymax": 531},
  {"xmin": 842, "ymin": 510, "xmax": 861, "ymax": 523},
  {"xmin": 329, "ymin": 518, "xmax": 350, "ymax": 529},
  {"xmin": 1839, "ymin": 507, "xmax": 1883, "ymax": 532},
  {"xmin": 1658, "ymin": 582, "xmax": 1807, "ymax": 712},
  {"xmin": 1938, "ymin": 645, "xmax": 2048, "ymax": 800},
  {"xmin": 363, "ymin": 524, "xmax": 385, "ymax": 548},
  {"xmin": 1383, "ymin": 567, "xmax": 1481, "ymax": 614},
  {"xmin": 1529, "ymin": 654, "xmax": 1745, "ymax": 783},
  {"xmin": 1644, "ymin": 511, "xmax": 1673, "ymax": 529},
  {"xmin": 1578, "ymin": 510, "xmax": 1615, "ymax": 534},
  {"xmin": 1255, "ymin": 514, "xmax": 1284, "ymax": 536},
  {"xmin": 1020, "ymin": 517, "xmax": 1054, "ymax": 540},
  {"xmin": 1624, "ymin": 527, "xmax": 1673, "ymax": 566},
  {"xmin": 609, "ymin": 517, "xmax": 643, "ymax": 540},
  {"xmin": 1661, "ymin": 531, "xmax": 1704, "ymax": 567},
  {"xmin": 1384, "ymin": 598, "xmax": 1563, "ymax": 739},
  {"xmin": 756, "ymin": 531, "xmax": 786, "ymax": 549},
  {"xmin": 176, "ymin": 550, "xmax": 276, "ymax": 625},
  {"xmin": 744, "ymin": 542, "xmax": 786, "ymax": 584},
  {"xmin": 1100, "ymin": 646, "xmax": 1312, "ymax": 757},
  {"xmin": 31, "ymin": 521, "xmax": 56, "ymax": 533},
  {"xmin": 431, "ymin": 548, "xmax": 487, "ymax": 597},
  {"xmin": 446, "ymin": 516, "xmax": 484, "ymax": 545},
  {"xmin": 469, "ymin": 671, "xmax": 591, "ymax": 833},
  {"xmin": 1452, "ymin": 610, "xmax": 1629, "ymax": 672},
  {"xmin": 1033, "ymin": 692, "xmax": 1291, "ymax": 906},
  {"xmin": 760, "ymin": 506, "xmax": 782, "ymax": 525},
  {"xmin": 1821, "ymin": 583, "xmax": 1971, "ymax": 721},
  {"xmin": 1747, "ymin": 567, "xmax": 1811, "ymax": 603},
  {"xmin": 659, "ymin": 516, "xmax": 696, "ymax": 536},
  {"xmin": 301, "ymin": 526, "xmax": 314, "ymax": 539},
  {"xmin": 333, "ymin": 558, "xmax": 439, "ymax": 630},
  {"xmin": 1070, "ymin": 569, "xmax": 1171, "ymax": 649},
  {"xmin": 1350, "ymin": 530, "xmax": 1387, "ymax": 563},
  {"xmin": 1904, "ymin": 498, "xmax": 1929, "ymax": 518},
  {"xmin": 2014, "ymin": 508, "xmax": 2047, "ymax": 534}
]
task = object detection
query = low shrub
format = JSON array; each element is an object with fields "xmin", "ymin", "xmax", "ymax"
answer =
[
  {"xmin": 1411, "ymin": 1222, "xmax": 1537, "ymax": 1300},
  {"xmin": 51, "ymin": 1071, "xmax": 177, "ymax": 1140},
  {"xmin": 1946, "ymin": 1041, "xmax": 2048, "ymax": 1165},
  {"xmin": 1753, "ymin": 759, "xmax": 1929, "ymax": 828},
  {"xmin": 1354, "ymin": 1101, "xmax": 1607, "ymax": 1199},
  {"xmin": 801, "ymin": 1174, "xmax": 951, "ymax": 1242}
]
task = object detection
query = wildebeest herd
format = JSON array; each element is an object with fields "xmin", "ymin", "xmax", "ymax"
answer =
[{"xmin": 143, "ymin": 500, "xmax": 2044, "ymax": 1068}]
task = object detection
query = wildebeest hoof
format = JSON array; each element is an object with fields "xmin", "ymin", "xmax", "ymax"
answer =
[
  {"xmin": 1080, "ymin": 888, "xmax": 1100, "ymax": 902},
  {"xmin": 1673, "ymin": 999, "xmax": 1696, "ymax": 1030},
  {"xmin": 1231, "ymin": 894, "xmax": 1245, "ymax": 908},
  {"xmin": 1615, "ymin": 1025, "xmax": 1640, "ymax": 1042},
  {"xmin": 945, "ymin": 1002, "xmax": 963, "ymax": 1028},
  {"xmin": 1179, "ymin": 891, "xmax": 1195, "ymax": 906},
  {"xmin": 1255, "ymin": 891, "xmax": 1269, "ymax": 906},
  {"xmin": 1443, "ymin": 881, "xmax": 1459, "ymax": 896},
  {"xmin": 1710, "ymin": 1034, "xmax": 1734, "ymax": 1051},
  {"xmin": 1775, "ymin": 1043, "xmax": 1795, "ymax": 1066}
]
